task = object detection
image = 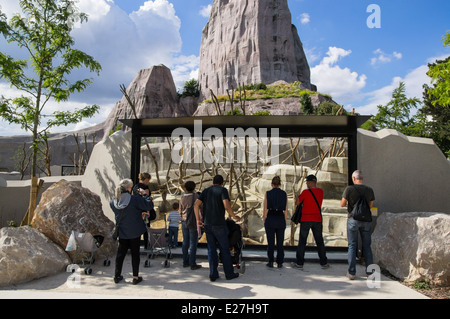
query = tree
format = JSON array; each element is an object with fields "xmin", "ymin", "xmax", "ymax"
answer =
[
  {"xmin": 299, "ymin": 93, "xmax": 314, "ymax": 114},
  {"xmin": 427, "ymin": 31, "xmax": 450, "ymax": 107},
  {"xmin": 180, "ymin": 79, "xmax": 200, "ymax": 98},
  {"xmin": 371, "ymin": 82, "xmax": 420, "ymax": 132},
  {"xmin": 421, "ymin": 80, "xmax": 450, "ymax": 157},
  {"xmin": 0, "ymin": 0, "xmax": 102, "ymax": 224}
]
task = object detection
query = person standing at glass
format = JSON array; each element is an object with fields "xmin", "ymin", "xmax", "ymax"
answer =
[{"xmin": 263, "ymin": 176, "xmax": 288, "ymax": 268}]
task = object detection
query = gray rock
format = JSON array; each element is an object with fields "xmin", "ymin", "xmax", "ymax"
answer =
[
  {"xmin": 198, "ymin": 0, "xmax": 312, "ymax": 100},
  {"xmin": 372, "ymin": 212, "xmax": 450, "ymax": 287},
  {"xmin": 0, "ymin": 226, "xmax": 71, "ymax": 286},
  {"xmin": 104, "ymin": 65, "xmax": 191, "ymax": 134},
  {"xmin": 32, "ymin": 179, "xmax": 116, "ymax": 262}
]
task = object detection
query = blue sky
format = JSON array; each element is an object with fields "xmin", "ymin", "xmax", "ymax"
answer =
[{"xmin": 0, "ymin": 0, "xmax": 449, "ymax": 136}]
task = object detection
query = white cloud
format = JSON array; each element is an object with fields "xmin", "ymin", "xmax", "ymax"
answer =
[
  {"xmin": 300, "ymin": 13, "xmax": 310, "ymax": 25},
  {"xmin": 371, "ymin": 49, "xmax": 402, "ymax": 66},
  {"xmin": 311, "ymin": 47, "xmax": 367, "ymax": 101},
  {"xmin": 355, "ymin": 63, "xmax": 431, "ymax": 115},
  {"xmin": 199, "ymin": 5, "xmax": 212, "ymax": 18},
  {"xmin": 0, "ymin": 0, "xmax": 199, "ymax": 136}
]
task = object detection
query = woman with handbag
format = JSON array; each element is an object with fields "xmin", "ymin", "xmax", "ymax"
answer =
[
  {"xmin": 110, "ymin": 179, "xmax": 154, "ymax": 285},
  {"xmin": 292, "ymin": 175, "xmax": 329, "ymax": 270},
  {"xmin": 263, "ymin": 176, "xmax": 288, "ymax": 268}
]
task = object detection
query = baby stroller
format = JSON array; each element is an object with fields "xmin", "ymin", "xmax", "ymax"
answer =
[
  {"xmin": 143, "ymin": 214, "xmax": 172, "ymax": 268},
  {"xmin": 220, "ymin": 219, "xmax": 245, "ymax": 274},
  {"xmin": 65, "ymin": 217, "xmax": 111, "ymax": 275}
]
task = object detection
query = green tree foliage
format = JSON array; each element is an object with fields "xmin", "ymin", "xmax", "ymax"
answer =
[
  {"xmin": 427, "ymin": 31, "xmax": 450, "ymax": 107},
  {"xmin": 180, "ymin": 78, "xmax": 200, "ymax": 97},
  {"xmin": 299, "ymin": 92, "xmax": 314, "ymax": 114},
  {"xmin": 421, "ymin": 82, "xmax": 450, "ymax": 157},
  {"xmin": 371, "ymin": 82, "xmax": 420, "ymax": 132},
  {"xmin": 0, "ymin": 0, "xmax": 102, "ymax": 221}
]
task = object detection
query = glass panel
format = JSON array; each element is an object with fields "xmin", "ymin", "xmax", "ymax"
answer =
[{"xmin": 138, "ymin": 134, "xmax": 348, "ymax": 248}]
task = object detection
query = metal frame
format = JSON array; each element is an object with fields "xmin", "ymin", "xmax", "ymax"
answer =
[{"xmin": 120, "ymin": 115, "xmax": 371, "ymax": 185}]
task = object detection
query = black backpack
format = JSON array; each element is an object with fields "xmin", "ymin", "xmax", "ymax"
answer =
[{"xmin": 351, "ymin": 187, "xmax": 372, "ymax": 222}]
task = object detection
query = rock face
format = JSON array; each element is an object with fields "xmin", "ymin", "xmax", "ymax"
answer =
[
  {"xmin": 0, "ymin": 226, "xmax": 71, "ymax": 286},
  {"xmin": 32, "ymin": 180, "xmax": 116, "ymax": 261},
  {"xmin": 372, "ymin": 212, "xmax": 450, "ymax": 287},
  {"xmin": 104, "ymin": 64, "xmax": 195, "ymax": 134},
  {"xmin": 198, "ymin": 0, "xmax": 312, "ymax": 99}
]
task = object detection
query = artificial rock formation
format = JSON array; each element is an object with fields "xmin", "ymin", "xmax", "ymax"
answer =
[
  {"xmin": 372, "ymin": 212, "xmax": 450, "ymax": 287},
  {"xmin": 32, "ymin": 179, "xmax": 116, "ymax": 261},
  {"xmin": 0, "ymin": 226, "xmax": 70, "ymax": 286},
  {"xmin": 198, "ymin": 0, "xmax": 312, "ymax": 99},
  {"xmin": 104, "ymin": 64, "xmax": 196, "ymax": 134}
]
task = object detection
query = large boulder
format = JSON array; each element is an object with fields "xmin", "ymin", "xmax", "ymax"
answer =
[
  {"xmin": 373, "ymin": 212, "xmax": 450, "ymax": 287},
  {"xmin": 0, "ymin": 226, "xmax": 70, "ymax": 286},
  {"xmin": 32, "ymin": 180, "xmax": 116, "ymax": 261}
]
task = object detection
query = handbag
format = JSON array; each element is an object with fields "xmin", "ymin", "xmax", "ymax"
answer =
[
  {"xmin": 185, "ymin": 194, "xmax": 198, "ymax": 230},
  {"xmin": 291, "ymin": 201, "xmax": 303, "ymax": 224},
  {"xmin": 112, "ymin": 208, "xmax": 124, "ymax": 241}
]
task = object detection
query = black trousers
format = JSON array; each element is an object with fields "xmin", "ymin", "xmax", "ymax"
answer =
[
  {"xmin": 115, "ymin": 237, "xmax": 141, "ymax": 277},
  {"xmin": 296, "ymin": 221, "xmax": 328, "ymax": 266}
]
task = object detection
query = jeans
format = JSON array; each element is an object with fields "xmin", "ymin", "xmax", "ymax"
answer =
[
  {"xmin": 347, "ymin": 217, "xmax": 374, "ymax": 275},
  {"xmin": 296, "ymin": 221, "xmax": 328, "ymax": 266},
  {"xmin": 204, "ymin": 224, "xmax": 235, "ymax": 279},
  {"xmin": 264, "ymin": 215, "xmax": 286, "ymax": 264},
  {"xmin": 181, "ymin": 221, "xmax": 199, "ymax": 266},
  {"xmin": 115, "ymin": 237, "xmax": 141, "ymax": 277},
  {"xmin": 168, "ymin": 226, "xmax": 179, "ymax": 247}
]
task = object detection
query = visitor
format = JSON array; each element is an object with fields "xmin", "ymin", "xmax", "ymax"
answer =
[
  {"xmin": 132, "ymin": 172, "xmax": 151, "ymax": 197},
  {"xmin": 263, "ymin": 176, "xmax": 288, "ymax": 268},
  {"xmin": 340, "ymin": 170, "xmax": 375, "ymax": 280},
  {"xmin": 292, "ymin": 175, "xmax": 329, "ymax": 269},
  {"xmin": 110, "ymin": 179, "xmax": 153, "ymax": 285},
  {"xmin": 194, "ymin": 175, "xmax": 241, "ymax": 281},
  {"xmin": 132, "ymin": 172, "xmax": 152, "ymax": 249},
  {"xmin": 179, "ymin": 181, "xmax": 202, "ymax": 270},
  {"xmin": 167, "ymin": 202, "xmax": 181, "ymax": 248}
]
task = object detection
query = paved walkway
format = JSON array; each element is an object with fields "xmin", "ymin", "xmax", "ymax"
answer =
[{"xmin": 0, "ymin": 248, "xmax": 427, "ymax": 300}]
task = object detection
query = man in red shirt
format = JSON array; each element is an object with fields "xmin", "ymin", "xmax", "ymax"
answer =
[{"xmin": 292, "ymin": 175, "xmax": 329, "ymax": 269}]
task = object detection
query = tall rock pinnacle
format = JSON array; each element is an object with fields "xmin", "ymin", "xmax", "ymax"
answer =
[{"xmin": 198, "ymin": 0, "xmax": 313, "ymax": 99}]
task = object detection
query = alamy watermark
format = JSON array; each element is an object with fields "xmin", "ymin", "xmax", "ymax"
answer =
[
  {"xmin": 66, "ymin": 264, "xmax": 81, "ymax": 289},
  {"xmin": 367, "ymin": 264, "xmax": 381, "ymax": 289},
  {"xmin": 367, "ymin": 4, "xmax": 381, "ymax": 29},
  {"xmin": 171, "ymin": 120, "xmax": 279, "ymax": 167}
]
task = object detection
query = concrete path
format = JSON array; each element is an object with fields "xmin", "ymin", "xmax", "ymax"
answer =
[{"xmin": 0, "ymin": 248, "xmax": 427, "ymax": 300}]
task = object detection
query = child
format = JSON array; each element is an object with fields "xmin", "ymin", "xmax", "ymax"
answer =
[{"xmin": 167, "ymin": 202, "xmax": 181, "ymax": 248}]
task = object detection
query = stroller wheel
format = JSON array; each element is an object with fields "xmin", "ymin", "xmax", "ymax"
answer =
[
  {"xmin": 239, "ymin": 261, "xmax": 246, "ymax": 274},
  {"xmin": 84, "ymin": 267, "xmax": 92, "ymax": 275},
  {"xmin": 144, "ymin": 259, "xmax": 151, "ymax": 268}
]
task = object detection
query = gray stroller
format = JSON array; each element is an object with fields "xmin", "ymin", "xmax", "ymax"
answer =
[{"xmin": 143, "ymin": 214, "xmax": 172, "ymax": 268}]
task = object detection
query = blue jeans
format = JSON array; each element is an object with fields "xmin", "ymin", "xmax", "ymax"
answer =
[
  {"xmin": 264, "ymin": 215, "xmax": 286, "ymax": 264},
  {"xmin": 347, "ymin": 217, "xmax": 374, "ymax": 275},
  {"xmin": 181, "ymin": 221, "xmax": 199, "ymax": 266},
  {"xmin": 204, "ymin": 224, "xmax": 235, "ymax": 279},
  {"xmin": 168, "ymin": 226, "xmax": 179, "ymax": 247}
]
